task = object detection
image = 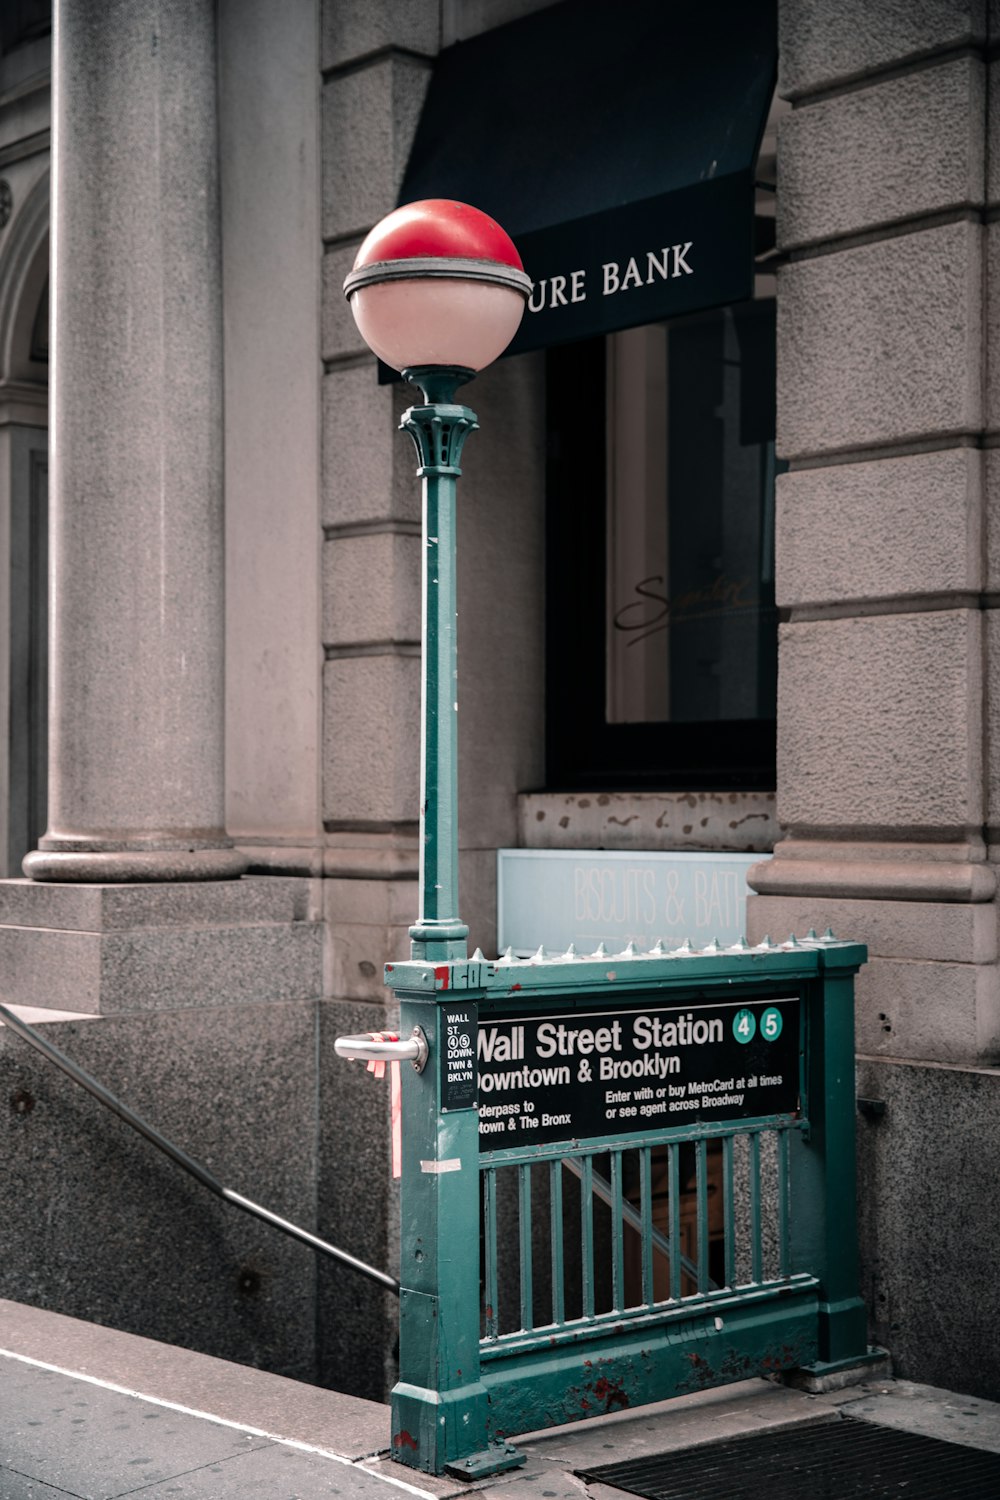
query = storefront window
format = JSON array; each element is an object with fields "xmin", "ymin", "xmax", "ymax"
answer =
[
  {"xmin": 606, "ymin": 305, "xmax": 777, "ymax": 726},
  {"xmin": 545, "ymin": 298, "xmax": 778, "ymax": 790},
  {"xmin": 0, "ymin": 0, "xmax": 50, "ymax": 55}
]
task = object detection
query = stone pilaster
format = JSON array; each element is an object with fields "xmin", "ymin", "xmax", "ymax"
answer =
[
  {"xmin": 753, "ymin": 1, "xmax": 993, "ymax": 1046},
  {"xmin": 317, "ymin": 0, "xmax": 438, "ymax": 1402},
  {"xmin": 316, "ymin": 1, "xmax": 547, "ymax": 1399},
  {"xmin": 751, "ymin": 0, "xmax": 1000, "ymax": 1394},
  {"xmin": 319, "ymin": 1, "xmax": 546, "ymax": 980},
  {"xmin": 319, "ymin": 1, "xmax": 437, "ymax": 982}
]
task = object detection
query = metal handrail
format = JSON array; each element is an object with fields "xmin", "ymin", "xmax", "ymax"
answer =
[
  {"xmin": 334, "ymin": 1028, "xmax": 428, "ymax": 1071},
  {"xmin": 0, "ymin": 1001, "xmax": 400, "ymax": 1296}
]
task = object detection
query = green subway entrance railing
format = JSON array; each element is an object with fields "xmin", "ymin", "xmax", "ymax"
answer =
[{"xmin": 362, "ymin": 930, "xmax": 874, "ymax": 1477}]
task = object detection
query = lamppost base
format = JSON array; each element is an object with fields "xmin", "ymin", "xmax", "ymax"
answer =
[{"xmin": 409, "ymin": 918, "xmax": 469, "ymax": 963}]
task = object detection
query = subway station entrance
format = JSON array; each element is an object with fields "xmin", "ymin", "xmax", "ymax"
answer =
[{"xmin": 366, "ymin": 931, "xmax": 876, "ymax": 1476}]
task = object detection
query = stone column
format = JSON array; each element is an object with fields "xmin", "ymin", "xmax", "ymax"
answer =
[{"xmin": 25, "ymin": 0, "xmax": 244, "ymax": 881}]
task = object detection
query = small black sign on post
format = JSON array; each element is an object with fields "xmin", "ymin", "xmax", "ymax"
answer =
[{"xmin": 440, "ymin": 1001, "xmax": 478, "ymax": 1112}]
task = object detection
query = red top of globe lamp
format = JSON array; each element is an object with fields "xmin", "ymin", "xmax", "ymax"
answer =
[
  {"xmin": 351, "ymin": 198, "xmax": 526, "ymax": 270},
  {"xmin": 343, "ymin": 199, "xmax": 532, "ymax": 374}
]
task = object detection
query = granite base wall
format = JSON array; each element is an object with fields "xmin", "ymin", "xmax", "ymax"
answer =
[
  {"xmin": 1, "ymin": 1002, "xmax": 321, "ymax": 1383},
  {"xmin": 317, "ymin": 998, "xmax": 398, "ymax": 1403},
  {"xmin": 2, "ymin": 991, "xmax": 402, "ymax": 1406},
  {"xmin": 856, "ymin": 1056, "xmax": 1000, "ymax": 1401}
]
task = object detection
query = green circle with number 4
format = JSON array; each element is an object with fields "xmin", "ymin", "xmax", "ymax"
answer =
[
  {"xmin": 761, "ymin": 1006, "xmax": 783, "ymax": 1041},
  {"xmin": 733, "ymin": 1008, "xmax": 756, "ymax": 1043}
]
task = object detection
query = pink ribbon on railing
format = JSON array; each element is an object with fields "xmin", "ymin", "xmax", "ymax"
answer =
[{"xmin": 366, "ymin": 1034, "xmax": 402, "ymax": 1179}]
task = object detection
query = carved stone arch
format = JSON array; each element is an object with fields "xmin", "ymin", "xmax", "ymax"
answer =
[{"xmin": 0, "ymin": 166, "xmax": 50, "ymax": 385}]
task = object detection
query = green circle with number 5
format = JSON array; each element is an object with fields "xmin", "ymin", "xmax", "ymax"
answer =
[
  {"xmin": 761, "ymin": 1007, "xmax": 783, "ymax": 1041},
  {"xmin": 733, "ymin": 1008, "xmax": 756, "ymax": 1043}
]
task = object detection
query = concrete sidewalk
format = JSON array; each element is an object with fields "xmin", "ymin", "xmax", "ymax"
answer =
[{"xmin": 3, "ymin": 1298, "xmax": 1000, "ymax": 1499}]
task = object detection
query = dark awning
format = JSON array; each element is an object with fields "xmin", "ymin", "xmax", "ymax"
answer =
[{"xmin": 398, "ymin": 0, "xmax": 776, "ymax": 358}]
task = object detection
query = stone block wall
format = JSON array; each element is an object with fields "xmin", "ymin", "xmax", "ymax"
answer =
[
  {"xmin": 751, "ymin": 0, "xmax": 1000, "ymax": 1394},
  {"xmin": 318, "ymin": 0, "xmax": 545, "ymax": 978},
  {"xmin": 319, "ymin": 4, "xmax": 436, "ymax": 987}
]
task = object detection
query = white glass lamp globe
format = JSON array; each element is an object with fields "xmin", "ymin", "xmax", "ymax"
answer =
[{"xmin": 344, "ymin": 200, "xmax": 532, "ymax": 374}]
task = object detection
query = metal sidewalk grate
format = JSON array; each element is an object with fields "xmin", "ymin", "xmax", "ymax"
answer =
[{"xmin": 576, "ymin": 1414, "xmax": 1000, "ymax": 1499}]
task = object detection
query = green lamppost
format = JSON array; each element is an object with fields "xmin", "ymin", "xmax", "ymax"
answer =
[
  {"xmin": 339, "ymin": 200, "xmax": 532, "ymax": 1476},
  {"xmin": 343, "ymin": 200, "xmax": 531, "ymax": 962}
]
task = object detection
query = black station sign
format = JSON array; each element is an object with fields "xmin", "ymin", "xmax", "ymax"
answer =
[{"xmin": 476, "ymin": 994, "xmax": 800, "ymax": 1150}]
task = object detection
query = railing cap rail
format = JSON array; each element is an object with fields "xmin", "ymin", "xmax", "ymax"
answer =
[{"xmin": 384, "ymin": 933, "xmax": 867, "ymax": 996}]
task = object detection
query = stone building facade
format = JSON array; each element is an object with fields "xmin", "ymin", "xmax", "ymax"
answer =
[{"xmin": 0, "ymin": 0, "xmax": 998, "ymax": 1405}]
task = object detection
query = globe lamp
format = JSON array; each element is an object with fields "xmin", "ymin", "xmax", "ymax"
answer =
[
  {"xmin": 344, "ymin": 198, "xmax": 531, "ymax": 378},
  {"xmin": 344, "ymin": 202, "xmax": 531, "ymax": 963}
]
